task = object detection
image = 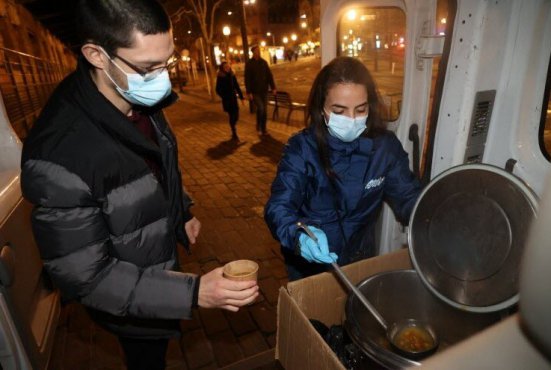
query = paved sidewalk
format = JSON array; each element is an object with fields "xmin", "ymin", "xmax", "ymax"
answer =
[{"xmin": 47, "ymin": 84, "xmax": 304, "ymax": 370}]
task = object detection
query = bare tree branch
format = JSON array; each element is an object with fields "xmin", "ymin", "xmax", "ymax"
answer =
[
  {"xmin": 170, "ymin": 6, "xmax": 193, "ymax": 24},
  {"xmin": 208, "ymin": 0, "xmax": 225, "ymax": 43}
]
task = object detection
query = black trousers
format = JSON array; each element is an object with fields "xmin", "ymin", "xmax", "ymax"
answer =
[
  {"xmin": 252, "ymin": 93, "xmax": 268, "ymax": 133},
  {"xmin": 228, "ymin": 108, "xmax": 239, "ymax": 134},
  {"xmin": 118, "ymin": 337, "xmax": 169, "ymax": 370}
]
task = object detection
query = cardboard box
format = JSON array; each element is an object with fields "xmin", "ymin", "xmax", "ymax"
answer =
[{"xmin": 276, "ymin": 249, "xmax": 412, "ymax": 369}]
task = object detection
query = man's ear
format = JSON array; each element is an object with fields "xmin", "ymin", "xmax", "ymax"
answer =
[{"xmin": 81, "ymin": 43, "xmax": 108, "ymax": 70}]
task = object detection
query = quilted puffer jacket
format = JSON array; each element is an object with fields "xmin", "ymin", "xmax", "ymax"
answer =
[
  {"xmin": 21, "ymin": 58, "xmax": 197, "ymax": 338},
  {"xmin": 265, "ymin": 128, "xmax": 421, "ymax": 265}
]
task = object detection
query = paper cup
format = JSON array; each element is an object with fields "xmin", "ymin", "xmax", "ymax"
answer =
[{"xmin": 223, "ymin": 259, "xmax": 259, "ymax": 281}]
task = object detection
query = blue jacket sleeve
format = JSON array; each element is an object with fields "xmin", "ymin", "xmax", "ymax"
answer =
[
  {"xmin": 383, "ymin": 135, "xmax": 422, "ymax": 224},
  {"xmin": 264, "ymin": 136, "xmax": 309, "ymax": 251}
]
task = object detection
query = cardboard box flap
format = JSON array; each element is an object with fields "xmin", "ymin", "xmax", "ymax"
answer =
[
  {"xmin": 285, "ymin": 249, "xmax": 412, "ymax": 325},
  {"xmin": 277, "ymin": 287, "xmax": 346, "ymax": 370},
  {"xmin": 276, "ymin": 249, "xmax": 413, "ymax": 370}
]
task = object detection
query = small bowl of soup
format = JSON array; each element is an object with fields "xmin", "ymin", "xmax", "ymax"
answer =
[{"xmin": 388, "ymin": 319, "xmax": 439, "ymax": 359}]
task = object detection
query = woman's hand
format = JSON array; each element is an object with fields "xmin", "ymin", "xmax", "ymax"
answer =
[{"xmin": 298, "ymin": 226, "xmax": 338, "ymax": 264}]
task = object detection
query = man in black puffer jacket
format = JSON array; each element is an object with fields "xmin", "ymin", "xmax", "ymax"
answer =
[{"xmin": 20, "ymin": 1, "xmax": 258, "ymax": 369}]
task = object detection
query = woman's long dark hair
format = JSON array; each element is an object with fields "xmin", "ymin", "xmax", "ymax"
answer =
[{"xmin": 306, "ymin": 57, "xmax": 386, "ymax": 179}]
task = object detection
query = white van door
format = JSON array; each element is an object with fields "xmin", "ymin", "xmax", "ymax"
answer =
[
  {"xmin": 0, "ymin": 88, "xmax": 60, "ymax": 369},
  {"xmin": 426, "ymin": 0, "xmax": 551, "ymax": 196}
]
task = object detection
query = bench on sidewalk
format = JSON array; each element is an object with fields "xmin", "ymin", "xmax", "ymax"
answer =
[{"xmin": 268, "ymin": 91, "xmax": 307, "ymax": 125}]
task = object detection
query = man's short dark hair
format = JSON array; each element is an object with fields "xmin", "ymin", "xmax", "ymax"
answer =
[
  {"xmin": 76, "ymin": 0, "xmax": 171, "ymax": 54},
  {"xmin": 250, "ymin": 45, "xmax": 259, "ymax": 53}
]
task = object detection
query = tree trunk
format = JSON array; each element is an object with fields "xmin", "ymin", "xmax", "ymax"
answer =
[{"xmin": 206, "ymin": 43, "xmax": 217, "ymax": 102}]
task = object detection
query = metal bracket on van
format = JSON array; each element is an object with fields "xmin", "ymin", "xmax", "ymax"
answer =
[
  {"xmin": 416, "ymin": 35, "xmax": 445, "ymax": 58},
  {"xmin": 415, "ymin": 22, "xmax": 445, "ymax": 70}
]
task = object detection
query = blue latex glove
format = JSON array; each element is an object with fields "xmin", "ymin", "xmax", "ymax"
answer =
[{"xmin": 298, "ymin": 226, "xmax": 338, "ymax": 264}]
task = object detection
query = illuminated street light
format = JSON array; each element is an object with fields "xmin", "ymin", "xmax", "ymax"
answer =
[
  {"xmin": 301, "ymin": 21, "xmax": 307, "ymax": 29},
  {"xmin": 222, "ymin": 26, "xmax": 231, "ymax": 62},
  {"xmin": 260, "ymin": 40, "xmax": 266, "ymax": 47},
  {"xmin": 267, "ymin": 32, "xmax": 276, "ymax": 46},
  {"xmin": 228, "ymin": 11, "xmax": 232, "ymax": 15},
  {"xmin": 291, "ymin": 34, "xmax": 297, "ymax": 41},
  {"xmin": 300, "ymin": 14, "xmax": 307, "ymax": 19},
  {"xmin": 347, "ymin": 9, "xmax": 357, "ymax": 21},
  {"xmin": 282, "ymin": 36, "xmax": 288, "ymax": 44},
  {"xmin": 441, "ymin": 17, "xmax": 447, "ymax": 24}
]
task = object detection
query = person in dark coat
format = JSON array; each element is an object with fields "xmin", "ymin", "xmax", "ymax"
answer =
[
  {"xmin": 20, "ymin": 1, "xmax": 258, "ymax": 369},
  {"xmin": 265, "ymin": 57, "xmax": 421, "ymax": 280},
  {"xmin": 245, "ymin": 45, "xmax": 276, "ymax": 135},
  {"xmin": 216, "ymin": 61, "xmax": 244, "ymax": 140}
]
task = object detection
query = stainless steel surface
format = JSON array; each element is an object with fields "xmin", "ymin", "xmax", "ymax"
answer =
[
  {"xmin": 331, "ymin": 262, "xmax": 388, "ymax": 331},
  {"xmin": 408, "ymin": 164, "xmax": 538, "ymax": 312},
  {"xmin": 296, "ymin": 222, "xmax": 389, "ymax": 331},
  {"xmin": 345, "ymin": 270, "xmax": 501, "ymax": 369},
  {"xmin": 387, "ymin": 319, "xmax": 438, "ymax": 359},
  {"xmin": 296, "ymin": 222, "xmax": 318, "ymax": 242}
]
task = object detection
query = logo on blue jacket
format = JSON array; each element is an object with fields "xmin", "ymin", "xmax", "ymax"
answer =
[{"xmin": 365, "ymin": 176, "xmax": 385, "ymax": 190}]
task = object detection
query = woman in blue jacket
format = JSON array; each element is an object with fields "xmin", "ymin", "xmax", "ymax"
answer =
[{"xmin": 264, "ymin": 57, "xmax": 421, "ymax": 280}]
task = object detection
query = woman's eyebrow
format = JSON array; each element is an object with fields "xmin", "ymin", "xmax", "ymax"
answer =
[{"xmin": 330, "ymin": 101, "xmax": 368, "ymax": 109}]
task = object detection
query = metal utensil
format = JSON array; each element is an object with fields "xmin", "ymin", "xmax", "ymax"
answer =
[
  {"xmin": 297, "ymin": 222, "xmax": 388, "ymax": 329},
  {"xmin": 296, "ymin": 222, "xmax": 439, "ymax": 358}
]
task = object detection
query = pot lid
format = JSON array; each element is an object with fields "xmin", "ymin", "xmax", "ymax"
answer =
[{"xmin": 408, "ymin": 164, "xmax": 538, "ymax": 313}]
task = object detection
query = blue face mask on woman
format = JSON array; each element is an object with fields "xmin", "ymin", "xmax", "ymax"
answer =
[
  {"xmin": 324, "ymin": 111, "xmax": 368, "ymax": 142},
  {"xmin": 101, "ymin": 49, "xmax": 172, "ymax": 107}
]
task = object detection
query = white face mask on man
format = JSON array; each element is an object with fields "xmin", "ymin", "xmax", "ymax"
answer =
[
  {"xmin": 324, "ymin": 111, "xmax": 368, "ymax": 142},
  {"xmin": 100, "ymin": 48, "xmax": 172, "ymax": 107}
]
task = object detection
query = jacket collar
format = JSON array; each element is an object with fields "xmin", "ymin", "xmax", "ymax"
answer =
[{"xmin": 326, "ymin": 132, "xmax": 373, "ymax": 156}]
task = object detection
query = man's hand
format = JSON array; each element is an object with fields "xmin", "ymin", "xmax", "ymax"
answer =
[
  {"xmin": 198, "ymin": 267, "xmax": 259, "ymax": 312},
  {"xmin": 185, "ymin": 217, "xmax": 201, "ymax": 245}
]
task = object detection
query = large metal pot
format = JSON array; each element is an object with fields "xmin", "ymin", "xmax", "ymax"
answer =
[{"xmin": 344, "ymin": 270, "xmax": 502, "ymax": 368}]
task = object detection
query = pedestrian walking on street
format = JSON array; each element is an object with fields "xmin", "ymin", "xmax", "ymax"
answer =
[
  {"xmin": 265, "ymin": 57, "xmax": 421, "ymax": 280},
  {"xmin": 20, "ymin": 1, "xmax": 259, "ymax": 369},
  {"xmin": 245, "ymin": 44, "xmax": 276, "ymax": 135},
  {"xmin": 216, "ymin": 61, "xmax": 244, "ymax": 141}
]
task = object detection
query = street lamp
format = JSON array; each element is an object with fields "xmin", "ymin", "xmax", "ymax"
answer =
[
  {"xmin": 267, "ymin": 32, "xmax": 276, "ymax": 46},
  {"xmin": 222, "ymin": 26, "xmax": 231, "ymax": 61},
  {"xmin": 282, "ymin": 36, "xmax": 288, "ymax": 44},
  {"xmin": 291, "ymin": 33, "xmax": 297, "ymax": 41}
]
